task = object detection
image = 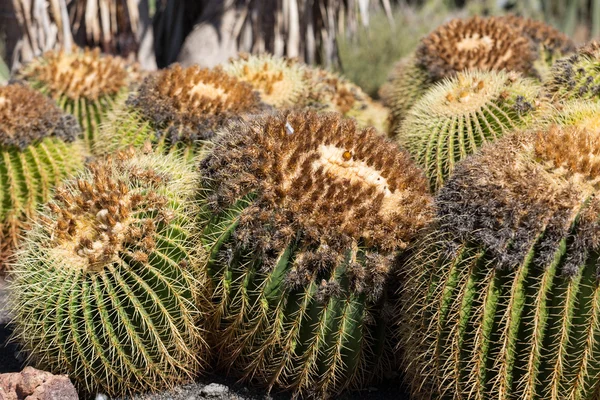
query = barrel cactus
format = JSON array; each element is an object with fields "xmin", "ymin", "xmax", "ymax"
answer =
[
  {"xmin": 397, "ymin": 123, "xmax": 600, "ymax": 399},
  {"xmin": 0, "ymin": 84, "xmax": 84, "ymax": 270},
  {"xmin": 96, "ymin": 64, "xmax": 265, "ymax": 159},
  {"xmin": 397, "ymin": 69, "xmax": 540, "ymax": 191},
  {"xmin": 497, "ymin": 15, "xmax": 575, "ymax": 81},
  {"xmin": 19, "ymin": 47, "xmax": 132, "ymax": 150},
  {"xmin": 546, "ymin": 42, "xmax": 600, "ymax": 102},
  {"xmin": 199, "ymin": 109, "xmax": 434, "ymax": 397},
  {"xmin": 10, "ymin": 149, "xmax": 208, "ymax": 397},
  {"xmin": 223, "ymin": 53, "xmax": 309, "ymax": 108}
]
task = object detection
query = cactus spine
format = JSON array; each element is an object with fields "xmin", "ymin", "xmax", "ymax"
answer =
[
  {"xmin": 0, "ymin": 84, "xmax": 84, "ymax": 270},
  {"xmin": 19, "ymin": 47, "xmax": 131, "ymax": 151},
  {"xmin": 397, "ymin": 70, "xmax": 540, "ymax": 191},
  {"xmin": 96, "ymin": 64, "xmax": 265, "ymax": 160},
  {"xmin": 199, "ymin": 109, "xmax": 434, "ymax": 397},
  {"xmin": 10, "ymin": 150, "xmax": 209, "ymax": 397},
  {"xmin": 397, "ymin": 124, "xmax": 600, "ymax": 399}
]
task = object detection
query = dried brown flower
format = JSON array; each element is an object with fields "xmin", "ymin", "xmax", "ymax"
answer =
[{"xmin": 498, "ymin": 14, "xmax": 575, "ymax": 57}]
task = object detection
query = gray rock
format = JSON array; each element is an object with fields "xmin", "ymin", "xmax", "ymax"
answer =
[{"xmin": 200, "ymin": 384, "xmax": 229, "ymax": 398}]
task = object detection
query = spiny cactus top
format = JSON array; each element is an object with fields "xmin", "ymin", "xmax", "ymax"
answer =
[
  {"xmin": 417, "ymin": 16, "xmax": 535, "ymax": 81},
  {"xmin": 0, "ymin": 84, "xmax": 83, "ymax": 270},
  {"xmin": 398, "ymin": 123, "xmax": 600, "ymax": 400},
  {"xmin": 305, "ymin": 67, "xmax": 389, "ymax": 132},
  {"xmin": 19, "ymin": 47, "xmax": 132, "ymax": 150},
  {"xmin": 546, "ymin": 41, "xmax": 600, "ymax": 101},
  {"xmin": 398, "ymin": 69, "xmax": 540, "ymax": 191},
  {"xmin": 223, "ymin": 53, "xmax": 309, "ymax": 107},
  {"xmin": 21, "ymin": 47, "xmax": 128, "ymax": 101},
  {"xmin": 200, "ymin": 109, "xmax": 433, "ymax": 397},
  {"xmin": 97, "ymin": 64, "xmax": 266, "ymax": 158},
  {"xmin": 10, "ymin": 149, "xmax": 207, "ymax": 397}
]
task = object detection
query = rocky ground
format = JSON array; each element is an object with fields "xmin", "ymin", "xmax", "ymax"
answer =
[{"xmin": 0, "ymin": 277, "xmax": 412, "ymax": 400}]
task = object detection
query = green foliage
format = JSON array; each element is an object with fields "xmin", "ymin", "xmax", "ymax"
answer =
[
  {"xmin": 10, "ymin": 151, "xmax": 208, "ymax": 397},
  {"xmin": 397, "ymin": 70, "xmax": 541, "ymax": 191}
]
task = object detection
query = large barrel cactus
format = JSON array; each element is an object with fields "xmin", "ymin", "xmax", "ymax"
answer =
[
  {"xmin": 546, "ymin": 42, "xmax": 600, "ymax": 102},
  {"xmin": 10, "ymin": 150, "xmax": 209, "ymax": 397},
  {"xmin": 19, "ymin": 47, "xmax": 132, "ymax": 150},
  {"xmin": 397, "ymin": 123, "xmax": 600, "ymax": 399},
  {"xmin": 398, "ymin": 69, "xmax": 540, "ymax": 191},
  {"xmin": 0, "ymin": 84, "xmax": 84, "ymax": 270},
  {"xmin": 96, "ymin": 64, "xmax": 265, "ymax": 159},
  {"xmin": 199, "ymin": 109, "xmax": 434, "ymax": 397}
]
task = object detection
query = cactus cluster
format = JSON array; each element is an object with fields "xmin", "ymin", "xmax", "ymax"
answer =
[
  {"xmin": 19, "ymin": 47, "xmax": 132, "ymax": 151},
  {"xmin": 0, "ymin": 84, "xmax": 84, "ymax": 269},
  {"xmin": 10, "ymin": 149, "xmax": 209, "ymax": 397},
  {"xmin": 96, "ymin": 64, "xmax": 266, "ymax": 159},
  {"xmin": 5, "ymin": 11, "xmax": 600, "ymax": 400},
  {"xmin": 199, "ymin": 109, "xmax": 433, "ymax": 397}
]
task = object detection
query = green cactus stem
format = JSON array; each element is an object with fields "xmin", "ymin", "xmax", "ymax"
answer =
[
  {"xmin": 198, "ymin": 109, "xmax": 434, "ymax": 397},
  {"xmin": 10, "ymin": 149, "xmax": 209, "ymax": 397},
  {"xmin": 546, "ymin": 42, "xmax": 600, "ymax": 102}
]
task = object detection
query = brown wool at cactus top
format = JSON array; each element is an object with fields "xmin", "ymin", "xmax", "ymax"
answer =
[
  {"xmin": 438, "ymin": 124, "xmax": 600, "ymax": 274},
  {"xmin": 127, "ymin": 64, "xmax": 266, "ymax": 144},
  {"xmin": 0, "ymin": 84, "xmax": 80, "ymax": 148},
  {"xmin": 497, "ymin": 14, "xmax": 575, "ymax": 56},
  {"xmin": 201, "ymin": 110, "xmax": 434, "ymax": 264},
  {"xmin": 21, "ymin": 47, "xmax": 129, "ymax": 101},
  {"xmin": 417, "ymin": 16, "xmax": 535, "ymax": 81}
]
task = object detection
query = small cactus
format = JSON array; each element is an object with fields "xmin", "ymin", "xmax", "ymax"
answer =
[
  {"xmin": 19, "ymin": 47, "xmax": 132, "ymax": 151},
  {"xmin": 0, "ymin": 84, "xmax": 84, "ymax": 270},
  {"xmin": 199, "ymin": 109, "xmax": 434, "ymax": 397},
  {"xmin": 497, "ymin": 15, "xmax": 575, "ymax": 81},
  {"xmin": 397, "ymin": 123, "xmax": 600, "ymax": 399},
  {"xmin": 223, "ymin": 53, "xmax": 309, "ymax": 108},
  {"xmin": 397, "ymin": 70, "xmax": 540, "ymax": 191},
  {"xmin": 10, "ymin": 149, "xmax": 209, "ymax": 397},
  {"xmin": 546, "ymin": 42, "xmax": 600, "ymax": 102},
  {"xmin": 96, "ymin": 64, "xmax": 265, "ymax": 159}
]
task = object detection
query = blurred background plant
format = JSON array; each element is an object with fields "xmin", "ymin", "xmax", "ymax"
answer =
[{"xmin": 1, "ymin": 0, "xmax": 599, "ymax": 96}]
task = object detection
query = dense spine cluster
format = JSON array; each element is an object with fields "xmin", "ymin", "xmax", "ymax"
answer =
[
  {"xmin": 19, "ymin": 47, "xmax": 131, "ymax": 151},
  {"xmin": 0, "ymin": 84, "xmax": 84, "ymax": 270},
  {"xmin": 96, "ymin": 64, "xmax": 266, "ymax": 159},
  {"xmin": 199, "ymin": 109, "xmax": 433, "ymax": 397},
  {"xmin": 397, "ymin": 70, "xmax": 540, "ymax": 191},
  {"xmin": 10, "ymin": 150, "xmax": 208, "ymax": 397},
  {"xmin": 398, "ymin": 124, "xmax": 600, "ymax": 399}
]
